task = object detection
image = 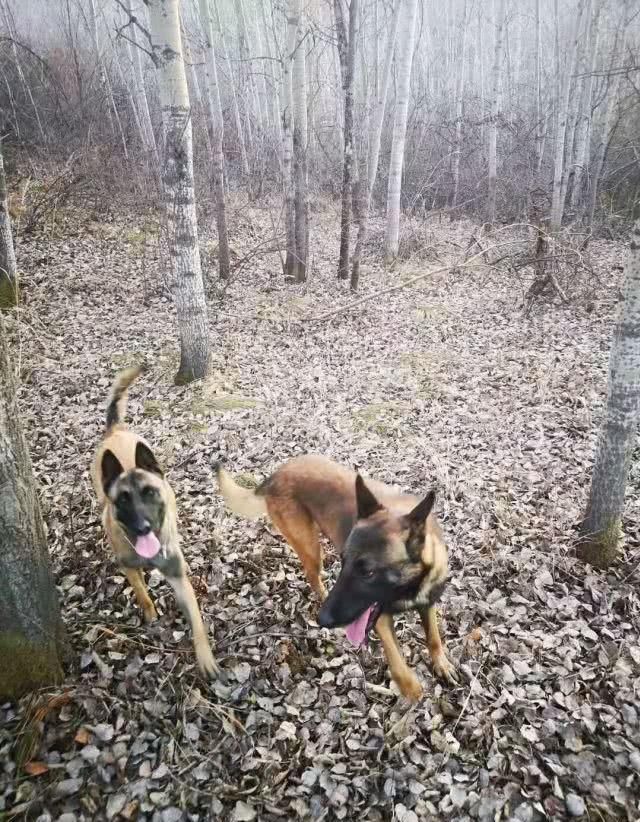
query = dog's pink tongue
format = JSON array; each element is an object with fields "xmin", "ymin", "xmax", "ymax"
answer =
[
  {"xmin": 134, "ymin": 532, "xmax": 161, "ymax": 559},
  {"xmin": 345, "ymin": 605, "xmax": 376, "ymax": 648}
]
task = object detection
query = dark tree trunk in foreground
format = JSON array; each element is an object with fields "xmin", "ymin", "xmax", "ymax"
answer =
[
  {"xmin": 337, "ymin": 0, "xmax": 357, "ymax": 280},
  {"xmin": 0, "ymin": 317, "xmax": 67, "ymax": 699},
  {"xmin": 578, "ymin": 220, "xmax": 640, "ymax": 568}
]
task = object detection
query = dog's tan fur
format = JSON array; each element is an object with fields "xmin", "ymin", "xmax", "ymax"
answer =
[
  {"xmin": 92, "ymin": 366, "xmax": 218, "ymax": 678},
  {"xmin": 217, "ymin": 455, "xmax": 455, "ymax": 700}
]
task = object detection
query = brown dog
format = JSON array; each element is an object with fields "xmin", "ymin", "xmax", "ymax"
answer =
[
  {"xmin": 217, "ymin": 455, "xmax": 456, "ymax": 701},
  {"xmin": 91, "ymin": 365, "xmax": 218, "ymax": 678}
]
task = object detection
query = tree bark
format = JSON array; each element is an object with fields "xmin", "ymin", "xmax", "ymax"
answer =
[
  {"xmin": 126, "ymin": 0, "xmax": 157, "ymax": 155},
  {"xmin": 282, "ymin": 0, "xmax": 299, "ymax": 279},
  {"xmin": 578, "ymin": 221, "xmax": 640, "ymax": 568},
  {"xmin": 385, "ymin": 0, "xmax": 419, "ymax": 261},
  {"xmin": 0, "ymin": 315, "xmax": 68, "ymax": 700},
  {"xmin": 486, "ymin": 0, "xmax": 506, "ymax": 228},
  {"xmin": 451, "ymin": 0, "xmax": 468, "ymax": 209},
  {"xmin": 351, "ymin": 0, "xmax": 401, "ymax": 290},
  {"xmin": 198, "ymin": 0, "xmax": 230, "ymax": 280},
  {"xmin": 337, "ymin": 0, "xmax": 358, "ymax": 279},
  {"xmin": 550, "ymin": 0, "xmax": 584, "ymax": 233},
  {"xmin": 0, "ymin": 143, "xmax": 17, "ymax": 308},
  {"xmin": 293, "ymin": 8, "xmax": 309, "ymax": 282},
  {"xmin": 147, "ymin": 0, "xmax": 210, "ymax": 384}
]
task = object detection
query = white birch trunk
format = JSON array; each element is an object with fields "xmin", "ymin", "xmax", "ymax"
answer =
[
  {"xmin": 0, "ymin": 144, "xmax": 17, "ymax": 308},
  {"xmin": 88, "ymin": 0, "xmax": 129, "ymax": 157},
  {"xmin": 486, "ymin": 0, "xmax": 506, "ymax": 227},
  {"xmin": 337, "ymin": 0, "xmax": 358, "ymax": 279},
  {"xmin": 550, "ymin": 0, "xmax": 584, "ymax": 233},
  {"xmin": 535, "ymin": 0, "xmax": 543, "ymax": 171},
  {"xmin": 452, "ymin": 0, "xmax": 468, "ymax": 209},
  {"xmin": 579, "ymin": 220, "xmax": 640, "ymax": 568},
  {"xmin": 147, "ymin": 0, "xmax": 210, "ymax": 384},
  {"xmin": 198, "ymin": 0, "xmax": 230, "ymax": 280},
  {"xmin": 385, "ymin": 0, "xmax": 419, "ymax": 261},
  {"xmin": 293, "ymin": 9, "xmax": 308, "ymax": 281},
  {"xmin": 282, "ymin": 0, "xmax": 299, "ymax": 278},
  {"xmin": 351, "ymin": 0, "xmax": 401, "ymax": 289},
  {"xmin": 571, "ymin": 1, "xmax": 600, "ymax": 210},
  {"xmin": 214, "ymin": 0, "xmax": 250, "ymax": 177},
  {"xmin": 126, "ymin": 0, "xmax": 157, "ymax": 155}
]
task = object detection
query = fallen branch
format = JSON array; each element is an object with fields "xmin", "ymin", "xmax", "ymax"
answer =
[{"xmin": 303, "ymin": 241, "xmax": 519, "ymax": 322}]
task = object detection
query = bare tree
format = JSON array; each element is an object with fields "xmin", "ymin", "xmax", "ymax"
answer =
[
  {"xmin": 578, "ymin": 221, "xmax": 640, "ymax": 568},
  {"xmin": 281, "ymin": 0, "xmax": 298, "ymax": 279},
  {"xmin": 451, "ymin": 0, "xmax": 468, "ymax": 209},
  {"xmin": 337, "ymin": 0, "xmax": 358, "ymax": 280},
  {"xmin": 125, "ymin": 0, "xmax": 157, "ymax": 155},
  {"xmin": 292, "ymin": 4, "xmax": 309, "ymax": 282},
  {"xmin": 198, "ymin": 0, "xmax": 230, "ymax": 280},
  {"xmin": 351, "ymin": 0, "xmax": 401, "ymax": 290},
  {"xmin": 147, "ymin": 0, "xmax": 210, "ymax": 383},
  {"xmin": 550, "ymin": 0, "xmax": 584, "ymax": 234},
  {"xmin": 486, "ymin": 0, "xmax": 506, "ymax": 228},
  {"xmin": 0, "ymin": 315, "xmax": 68, "ymax": 699},
  {"xmin": 385, "ymin": 0, "xmax": 419, "ymax": 261},
  {"xmin": 0, "ymin": 141, "xmax": 17, "ymax": 308}
]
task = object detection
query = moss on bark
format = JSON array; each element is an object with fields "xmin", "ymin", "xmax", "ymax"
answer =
[
  {"xmin": 577, "ymin": 518, "xmax": 621, "ymax": 569},
  {"xmin": 0, "ymin": 274, "xmax": 17, "ymax": 309},
  {"xmin": 0, "ymin": 633, "xmax": 64, "ymax": 702}
]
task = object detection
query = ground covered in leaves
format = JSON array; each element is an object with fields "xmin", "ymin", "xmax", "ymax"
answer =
[{"xmin": 2, "ymin": 196, "xmax": 640, "ymax": 822}]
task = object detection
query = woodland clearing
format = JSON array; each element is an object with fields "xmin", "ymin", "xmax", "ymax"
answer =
[{"xmin": 1, "ymin": 199, "xmax": 639, "ymax": 822}]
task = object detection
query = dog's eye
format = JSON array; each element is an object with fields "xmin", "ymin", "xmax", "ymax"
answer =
[
  {"xmin": 363, "ymin": 567, "xmax": 376, "ymax": 579},
  {"xmin": 117, "ymin": 490, "xmax": 131, "ymax": 506},
  {"xmin": 141, "ymin": 486, "xmax": 157, "ymax": 500}
]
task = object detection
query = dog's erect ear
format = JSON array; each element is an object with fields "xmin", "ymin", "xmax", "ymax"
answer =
[
  {"xmin": 135, "ymin": 442, "xmax": 164, "ymax": 477},
  {"xmin": 355, "ymin": 474, "xmax": 382, "ymax": 520},
  {"xmin": 404, "ymin": 490, "xmax": 436, "ymax": 561},
  {"xmin": 102, "ymin": 450, "xmax": 124, "ymax": 495}
]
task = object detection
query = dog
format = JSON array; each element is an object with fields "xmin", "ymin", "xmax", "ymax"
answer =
[
  {"xmin": 216, "ymin": 455, "xmax": 456, "ymax": 701},
  {"xmin": 91, "ymin": 365, "xmax": 218, "ymax": 678}
]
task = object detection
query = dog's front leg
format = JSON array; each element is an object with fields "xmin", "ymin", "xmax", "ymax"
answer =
[
  {"xmin": 375, "ymin": 613, "xmax": 423, "ymax": 702},
  {"xmin": 418, "ymin": 604, "xmax": 457, "ymax": 684},
  {"xmin": 124, "ymin": 568, "xmax": 158, "ymax": 624},
  {"xmin": 165, "ymin": 570, "xmax": 220, "ymax": 679}
]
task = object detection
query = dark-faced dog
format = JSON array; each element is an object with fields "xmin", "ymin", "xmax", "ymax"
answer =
[
  {"xmin": 91, "ymin": 365, "xmax": 218, "ymax": 678},
  {"xmin": 217, "ymin": 455, "xmax": 456, "ymax": 701}
]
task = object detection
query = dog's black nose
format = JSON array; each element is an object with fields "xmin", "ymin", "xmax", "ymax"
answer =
[
  {"xmin": 317, "ymin": 605, "xmax": 335, "ymax": 629},
  {"xmin": 138, "ymin": 522, "xmax": 152, "ymax": 536}
]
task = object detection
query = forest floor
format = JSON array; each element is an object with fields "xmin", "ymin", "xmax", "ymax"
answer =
[{"xmin": 1, "ymin": 195, "xmax": 640, "ymax": 822}]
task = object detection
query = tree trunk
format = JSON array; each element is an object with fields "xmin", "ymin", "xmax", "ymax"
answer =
[
  {"xmin": 0, "ymin": 144, "xmax": 17, "ymax": 308},
  {"xmin": 337, "ymin": 0, "xmax": 358, "ymax": 279},
  {"xmin": 293, "ymin": 8, "xmax": 309, "ymax": 282},
  {"xmin": 198, "ymin": 0, "xmax": 230, "ymax": 280},
  {"xmin": 535, "ymin": 0, "xmax": 543, "ymax": 171},
  {"xmin": 385, "ymin": 0, "xmax": 419, "ymax": 261},
  {"xmin": 451, "ymin": 0, "xmax": 468, "ymax": 209},
  {"xmin": 351, "ymin": 0, "xmax": 401, "ymax": 290},
  {"xmin": 214, "ymin": 0, "xmax": 250, "ymax": 178},
  {"xmin": 126, "ymin": 0, "xmax": 156, "ymax": 154},
  {"xmin": 147, "ymin": 0, "xmax": 210, "ymax": 384},
  {"xmin": 87, "ymin": 0, "xmax": 129, "ymax": 157},
  {"xmin": 0, "ymin": 316, "xmax": 68, "ymax": 700},
  {"xmin": 571, "ymin": 1, "xmax": 600, "ymax": 210},
  {"xmin": 486, "ymin": 0, "xmax": 506, "ymax": 228},
  {"xmin": 282, "ymin": 0, "xmax": 299, "ymax": 279},
  {"xmin": 550, "ymin": 0, "xmax": 583, "ymax": 233},
  {"xmin": 578, "ymin": 221, "xmax": 640, "ymax": 568}
]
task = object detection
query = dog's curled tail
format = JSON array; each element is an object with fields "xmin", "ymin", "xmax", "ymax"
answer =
[
  {"xmin": 105, "ymin": 363, "xmax": 146, "ymax": 431},
  {"xmin": 216, "ymin": 465, "xmax": 267, "ymax": 520}
]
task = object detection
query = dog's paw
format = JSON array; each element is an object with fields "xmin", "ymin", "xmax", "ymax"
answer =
[
  {"xmin": 395, "ymin": 672, "xmax": 423, "ymax": 703},
  {"xmin": 432, "ymin": 652, "xmax": 458, "ymax": 685},
  {"xmin": 196, "ymin": 641, "xmax": 221, "ymax": 680},
  {"xmin": 143, "ymin": 604, "xmax": 158, "ymax": 624}
]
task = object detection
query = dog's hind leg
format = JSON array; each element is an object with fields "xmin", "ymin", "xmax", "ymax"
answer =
[
  {"xmin": 124, "ymin": 568, "xmax": 158, "ymax": 624},
  {"xmin": 418, "ymin": 605, "xmax": 457, "ymax": 684},
  {"xmin": 165, "ymin": 571, "xmax": 220, "ymax": 679},
  {"xmin": 375, "ymin": 613, "xmax": 423, "ymax": 702},
  {"xmin": 267, "ymin": 499, "xmax": 326, "ymax": 600}
]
